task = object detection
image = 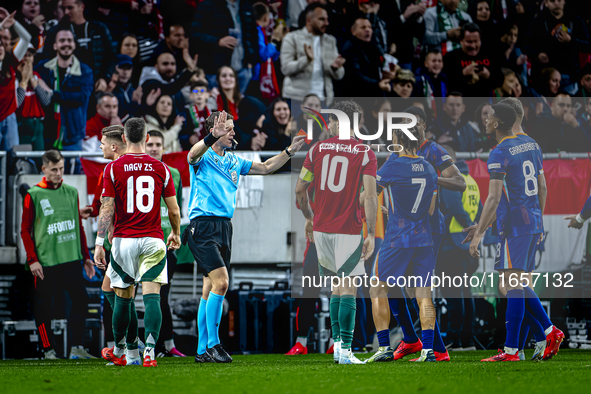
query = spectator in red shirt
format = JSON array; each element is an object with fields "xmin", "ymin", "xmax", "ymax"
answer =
[
  {"xmin": 83, "ymin": 93, "xmax": 122, "ymax": 152},
  {"xmin": 17, "ymin": 44, "xmax": 52, "ymax": 151},
  {"xmin": 0, "ymin": 8, "xmax": 31, "ymax": 152}
]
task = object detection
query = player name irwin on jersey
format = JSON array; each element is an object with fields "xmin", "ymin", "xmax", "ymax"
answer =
[{"xmin": 124, "ymin": 163, "xmax": 154, "ymax": 172}]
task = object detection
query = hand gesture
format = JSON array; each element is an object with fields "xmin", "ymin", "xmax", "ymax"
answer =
[
  {"xmin": 30, "ymin": 262, "xmax": 44, "ymax": 280},
  {"xmin": 79, "ymin": 205, "xmax": 93, "ymax": 219},
  {"xmin": 212, "ymin": 110, "xmax": 230, "ymax": 138},
  {"xmin": 219, "ymin": 36, "xmax": 238, "ymax": 49},
  {"xmin": 564, "ymin": 215, "xmax": 585, "ymax": 230},
  {"xmin": 132, "ymin": 86, "xmax": 143, "ymax": 104},
  {"xmin": 379, "ymin": 79, "xmax": 392, "ymax": 92},
  {"xmin": 462, "ymin": 61, "xmax": 478, "ymax": 77},
  {"xmin": 557, "ymin": 29, "xmax": 571, "ymax": 43},
  {"xmin": 271, "ymin": 24, "xmax": 286, "ymax": 42},
  {"xmin": 94, "ymin": 245, "xmax": 106, "ymax": 269},
  {"xmin": 167, "ymin": 233, "xmax": 181, "ymax": 250},
  {"xmin": 381, "ymin": 205, "xmax": 389, "ymax": 219},
  {"xmin": 516, "ymin": 54, "xmax": 527, "ymax": 66},
  {"xmin": 564, "ymin": 112, "xmax": 579, "ymax": 128},
  {"xmin": 84, "ymin": 259, "xmax": 96, "ymax": 279},
  {"xmin": 437, "ymin": 131, "xmax": 454, "ymax": 144},
  {"xmin": 403, "ymin": 4, "xmax": 419, "ymax": 19},
  {"xmin": 476, "ymin": 66, "xmax": 490, "ymax": 80},
  {"xmin": 447, "ymin": 27, "xmax": 462, "ymax": 40},
  {"xmin": 111, "ymin": 114, "xmax": 122, "ymax": 126},
  {"xmin": 146, "ymin": 87, "xmax": 161, "ymax": 106},
  {"xmin": 288, "ymin": 135, "xmax": 306, "ymax": 153},
  {"xmin": 183, "ymin": 49, "xmax": 198, "ymax": 72},
  {"xmin": 362, "ymin": 234, "xmax": 375, "ymax": 260},
  {"xmin": 19, "ymin": 61, "xmax": 33, "ymax": 86},
  {"xmin": 304, "ymin": 44, "xmax": 314, "ymax": 62},
  {"xmin": 95, "ymin": 78, "xmax": 108, "ymax": 92},
  {"xmin": 305, "ymin": 219, "xmax": 314, "ymax": 243},
  {"xmin": 105, "ymin": 72, "xmax": 118, "ymax": 93},
  {"xmin": 461, "ymin": 223, "xmax": 478, "ymax": 244},
  {"xmin": 174, "ymin": 115, "xmax": 186, "ymax": 126},
  {"xmin": 0, "ymin": 9, "xmax": 15, "ymax": 30},
  {"xmin": 469, "ymin": 233, "xmax": 482, "ymax": 257},
  {"xmin": 32, "ymin": 14, "xmax": 45, "ymax": 29},
  {"xmin": 331, "ymin": 55, "xmax": 346, "ymax": 69},
  {"xmin": 251, "ymin": 130, "xmax": 267, "ymax": 151}
]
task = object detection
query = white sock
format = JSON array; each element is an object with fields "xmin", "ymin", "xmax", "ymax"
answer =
[
  {"xmin": 296, "ymin": 337, "xmax": 307, "ymax": 347},
  {"xmin": 544, "ymin": 326, "xmax": 554, "ymax": 336},
  {"xmin": 114, "ymin": 346, "xmax": 126, "ymax": 357},
  {"xmin": 504, "ymin": 346, "xmax": 518, "ymax": 355},
  {"xmin": 340, "ymin": 347, "xmax": 351, "ymax": 358},
  {"xmin": 107, "ymin": 341, "xmax": 115, "ymax": 349},
  {"xmin": 127, "ymin": 348, "xmax": 140, "ymax": 359},
  {"xmin": 165, "ymin": 339, "xmax": 175, "ymax": 352}
]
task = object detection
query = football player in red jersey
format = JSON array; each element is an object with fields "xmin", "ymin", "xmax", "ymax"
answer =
[
  {"xmin": 94, "ymin": 117, "xmax": 181, "ymax": 367},
  {"xmin": 296, "ymin": 100, "xmax": 378, "ymax": 364}
]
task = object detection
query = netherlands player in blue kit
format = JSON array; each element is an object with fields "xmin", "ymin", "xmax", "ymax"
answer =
[
  {"xmin": 367, "ymin": 126, "xmax": 440, "ymax": 363},
  {"xmin": 466, "ymin": 103, "xmax": 560, "ymax": 362},
  {"xmin": 385, "ymin": 107, "xmax": 466, "ymax": 362},
  {"xmin": 498, "ymin": 98, "xmax": 564, "ymax": 361}
]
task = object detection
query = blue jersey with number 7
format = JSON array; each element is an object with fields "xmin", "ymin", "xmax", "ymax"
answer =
[
  {"xmin": 487, "ymin": 135, "xmax": 544, "ymax": 238},
  {"xmin": 377, "ymin": 155, "xmax": 438, "ymax": 248}
]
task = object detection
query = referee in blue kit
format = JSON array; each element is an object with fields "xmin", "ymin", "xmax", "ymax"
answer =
[{"xmin": 186, "ymin": 111, "xmax": 305, "ymax": 363}]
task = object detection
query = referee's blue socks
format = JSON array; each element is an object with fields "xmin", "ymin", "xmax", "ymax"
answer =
[
  {"xmin": 206, "ymin": 291, "xmax": 224, "ymax": 348},
  {"xmin": 197, "ymin": 297, "xmax": 208, "ymax": 354}
]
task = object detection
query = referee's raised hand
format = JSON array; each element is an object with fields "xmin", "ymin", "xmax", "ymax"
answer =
[{"xmin": 212, "ymin": 110, "xmax": 230, "ymax": 138}]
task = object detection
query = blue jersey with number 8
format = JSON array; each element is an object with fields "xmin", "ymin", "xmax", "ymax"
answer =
[
  {"xmin": 377, "ymin": 155, "xmax": 438, "ymax": 248},
  {"xmin": 487, "ymin": 135, "xmax": 544, "ymax": 238}
]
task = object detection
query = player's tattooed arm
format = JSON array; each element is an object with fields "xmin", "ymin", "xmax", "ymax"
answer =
[
  {"xmin": 97, "ymin": 197, "xmax": 115, "ymax": 239},
  {"xmin": 438, "ymin": 164, "xmax": 466, "ymax": 192}
]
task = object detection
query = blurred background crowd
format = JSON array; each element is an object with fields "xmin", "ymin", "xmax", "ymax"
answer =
[{"xmin": 0, "ymin": 0, "xmax": 590, "ymax": 173}]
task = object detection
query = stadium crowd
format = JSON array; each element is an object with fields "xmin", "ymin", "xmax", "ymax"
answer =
[
  {"xmin": 0, "ymin": 0, "xmax": 589, "ymax": 165},
  {"xmin": 3, "ymin": 0, "xmax": 591, "ymax": 362}
]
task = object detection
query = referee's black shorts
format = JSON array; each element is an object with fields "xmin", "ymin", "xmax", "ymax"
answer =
[{"xmin": 185, "ymin": 216, "xmax": 232, "ymax": 276}]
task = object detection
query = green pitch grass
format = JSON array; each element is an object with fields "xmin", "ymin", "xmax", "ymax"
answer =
[{"xmin": 1, "ymin": 350, "xmax": 590, "ymax": 394}]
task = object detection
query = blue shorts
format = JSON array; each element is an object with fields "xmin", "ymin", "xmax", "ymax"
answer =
[
  {"xmin": 372, "ymin": 246, "xmax": 435, "ymax": 287},
  {"xmin": 494, "ymin": 234, "xmax": 539, "ymax": 272}
]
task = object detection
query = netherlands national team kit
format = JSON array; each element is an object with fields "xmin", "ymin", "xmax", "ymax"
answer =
[
  {"xmin": 487, "ymin": 135, "xmax": 544, "ymax": 272},
  {"xmin": 417, "ymin": 140, "xmax": 455, "ymax": 256},
  {"xmin": 373, "ymin": 154, "xmax": 439, "ymax": 286}
]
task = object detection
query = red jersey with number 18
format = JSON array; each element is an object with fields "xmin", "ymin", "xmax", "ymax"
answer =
[
  {"xmin": 303, "ymin": 137, "xmax": 377, "ymax": 235},
  {"xmin": 103, "ymin": 153, "xmax": 176, "ymax": 239}
]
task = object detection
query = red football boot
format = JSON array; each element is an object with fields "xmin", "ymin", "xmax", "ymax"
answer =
[
  {"xmin": 101, "ymin": 347, "xmax": 126, "ymax": 366},
  {"xmin": 326, "ymin": 344, "xmax": 334, "ymax": 355},
  {"xmin": 143, "ymin": 355, "xmax": 158, "ymax": 367},
  {"xmin": 481, "ymin": 349, "xmax": 520, "ymax": 362},
  {"xmin": 435, "ymin": 350, "xmax": 450, "ymax": 361},
  {"xmin": 543, "ymin": 326, "xmax": 565, "ymax": 360},
  {"xmin": 286, "ymin": 342, "xmax": 308, "ymax": 355},
  {"xmin": 393, "ymin": 339, "xmax": 423, "ymax": 360}
]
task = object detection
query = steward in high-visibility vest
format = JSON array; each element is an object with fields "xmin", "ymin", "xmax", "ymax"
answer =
[{"xmin": 20, "ymin": 150, "xmax": 96, "ymax": 359}]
